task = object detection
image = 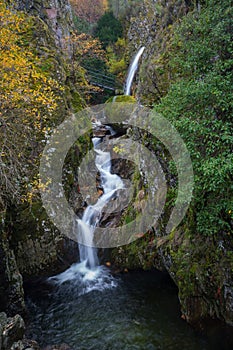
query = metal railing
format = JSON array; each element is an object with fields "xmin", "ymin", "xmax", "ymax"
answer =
[{"xmin": 85, "ymin": 68, "xmax": 122, "ymax": 91}]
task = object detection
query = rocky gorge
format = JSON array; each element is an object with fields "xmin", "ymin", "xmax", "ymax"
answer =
[{"xmin": 0, "ymin": 0, "xmax": 233, "ymax": 348}]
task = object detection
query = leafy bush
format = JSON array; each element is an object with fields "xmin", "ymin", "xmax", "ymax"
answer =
[{"xmin": 154, "ymin": 0, "xmax": 233, "ymax": 235}]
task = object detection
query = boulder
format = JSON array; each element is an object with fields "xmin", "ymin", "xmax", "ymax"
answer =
[{"xmin": 2, "ymin": 314, "xmax": 25, "ymax": 350}]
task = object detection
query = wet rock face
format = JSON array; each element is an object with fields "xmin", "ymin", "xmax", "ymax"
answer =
[
  {"xmin": 111, "ymin": 158, "xmax": 136, "ymax": 180},
  {"xmin": 0, "ymin": 0, "xmax": 79, "ymax": 283},
  {"xmin": 14, "ymin": 231, "xmax": 79, "ymax": 279},
  {"xmin": 127, "ymin": 0, "xmax": 157, "ymax": 51},
  {"xmin": 122, "ymin": 0, "xmax": 233, "ymax": 331},
  {"xmin": 111, "ymin": 226, "xmax": 233, "ymax": 329},
  {"xmin": 0, "ymin": 313, "xmax": 40, "ymax": 350},
  {"xmin": 224, "ymin": 284, "xmax": 233, "ymax": 324},
  {"xmin": 127, "ymin": 0, "xmax": 189, "ymax": 105},
  {"xmin": 8, "ymin": 202, "xmax": 78, "ymax": 279},
  {"xmin": 107, "ymin": 118, "xmax": 233, "ymax": 328},
  {"xmin": 157, "ymin": 232, "xmax": 233, "ymax": 328},
  {"xmin": 93, "ymin": 126, "xmax": 111, "ymax": 138},
  {"xmin": 1, "ymin": 314, "xmax": 25, "ymax": 350},
  {"xmin": 0, "ymin": 236, "xmax": 25, "ymax": 316}
]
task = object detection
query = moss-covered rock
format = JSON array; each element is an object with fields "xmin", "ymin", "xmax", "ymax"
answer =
[
  {"xmin": 106, "ymin": 95, "xmax": 136, "ymax": 103},
  {"xmin": 7, "ymin": 202, "xmax": 78, "ymax": 279},
  {"xmin": 111, "ymin": 225, "xmax": 233, "ymax": 328},
  {"xmin": 127, "ymin": 0, "xmax": 190, "ymax": 106}
]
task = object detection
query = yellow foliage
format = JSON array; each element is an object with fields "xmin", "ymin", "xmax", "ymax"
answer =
[
  {"xmin": 113, "ymin": 144, "xmax": 125, "ymax": 154},
  {"xmin": 0, "ymin": 1, "xmax": 62, "ymax": 122},
  {"xmin": 72, "ymin": 32, "xmax": 106, "ymax": 62},
  {"xmin": 0, "ymin": 2, "xmax": 63, "ymax": 206}
]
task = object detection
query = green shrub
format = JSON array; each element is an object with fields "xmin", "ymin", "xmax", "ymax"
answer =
[{"xmin": 154, "ymin": 0, "xmax": 233, "ymax": 236}]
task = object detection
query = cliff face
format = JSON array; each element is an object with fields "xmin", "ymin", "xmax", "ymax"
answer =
[
  {"xmin": 0, "ymin": 0, "xmax": 82, "ymax": 316},
  {"xmin": 0, "ymin": 235, "xmax": 25, "ymax": 316},
  {"xmin": 112, "ymin": 0, "xmax": 233, "ymax": 330},
  {"xmin": 127, "ymin": 0, "xmax": 189, "ymax": 105},
  {"xmin": 14, "ymin": 0, "xmax": 74, "ymax": 55}
]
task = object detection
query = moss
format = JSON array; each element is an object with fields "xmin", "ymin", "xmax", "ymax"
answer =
[
  {"xmin": 71, "ymin": 91, "xmax": 85, "ymax": 112},
  {"xmin": 11, "ymin": 194, "xmax": 65, "ymax": 248},
  {"xmin": 106, "ymin": 95, "xmax": 136, "ymax": 103},
  {"xmin": 167, "ymin": 227, "xmax": 233, "ymax": 320},
  {"xmin": 62, "ymin": 132, "xmax": 92, "ymax": 196}
]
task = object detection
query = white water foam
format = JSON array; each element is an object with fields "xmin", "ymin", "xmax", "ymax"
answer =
[
  {"xmin": 48, "ymin": 262, "xmax": 117, "ymax": 295},
  {"xmin": 49, "ymin": 132, "xmax": 123, "ymax": 293}
]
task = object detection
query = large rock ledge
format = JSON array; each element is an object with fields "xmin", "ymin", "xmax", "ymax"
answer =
[
  {"xmin": 0, "ymin": 312, "xmax": 72, "ymax": 350},
  {"xmin": 111, "ymin": 228, "xmax": 233, "ymax": 331}
]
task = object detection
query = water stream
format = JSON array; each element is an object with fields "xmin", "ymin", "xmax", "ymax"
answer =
[
  {"xmin": 124, "ymin": 47, "xmax": 145, "ymax": 95},
  {"xmin": 25, "ymin": 124, "xmax": 230, "ymax": 349},
  {"xmin": 48, "ymin": 129, "xmax": 123, "ymax": 289},
  {"xmin": 24, "ymin": 50, "xmax": 231, "ymax": 349}
]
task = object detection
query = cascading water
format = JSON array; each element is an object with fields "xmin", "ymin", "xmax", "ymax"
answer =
[
  {"xmin": 49, "ymin": 129, "xmax": 123, "ymax": 290},
  {"xmin": 49, "ymin": 48, "xmax": 146, "ymax": 289},
  {"xmin": 124, "ymin": 46, "xmax": 145, "ymax": 96},
  {"xmin": 77, "ymin": 135, "xmax": 124, "ymax": 269}
]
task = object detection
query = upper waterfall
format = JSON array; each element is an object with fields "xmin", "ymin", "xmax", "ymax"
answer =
[{"xmin": 124, "ymin": 46, "xmax": 145, "ymax": 96}]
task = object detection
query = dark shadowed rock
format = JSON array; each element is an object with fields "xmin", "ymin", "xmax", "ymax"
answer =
[
  {"xmin": 2, "ymin": 314, "xmax": 25, "ymax": 350},
  {"xmin": 0, "ymin": 236, "xmax": 25, "ymax": 316}
]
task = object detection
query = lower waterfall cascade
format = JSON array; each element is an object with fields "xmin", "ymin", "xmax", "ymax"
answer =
[{"xmin": 48, "ymin": 125, "xmax": 123, "ymax": 291}]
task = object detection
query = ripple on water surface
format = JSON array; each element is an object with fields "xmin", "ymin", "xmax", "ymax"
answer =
[{"xmin": 26, "ymin": 269, "xmax": 223, "ymax": 350}]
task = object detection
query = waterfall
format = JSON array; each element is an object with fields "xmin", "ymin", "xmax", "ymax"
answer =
[
  {"xmin": 77, "ymin": 136, "xmax": 124, "ymax": 269},
  {"xmin": 49, "ymin": 49, "xmax": 145, "ymax": 288},
  {"xmin": 124, "ymin": 46, "xmax": 145, "ymax": 96},
  {"xmin": 49, "ymin": 129, "xmax": 123, "ymax": 287}
]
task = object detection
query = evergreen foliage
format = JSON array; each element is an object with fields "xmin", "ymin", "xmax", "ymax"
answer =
[
  {"xmin": 94, "ymin": 11, "xmax": 123, "ymax": 48},
  {"xmin": 153, "ymin": 0, "xmax": 233, "ymax": 236}
]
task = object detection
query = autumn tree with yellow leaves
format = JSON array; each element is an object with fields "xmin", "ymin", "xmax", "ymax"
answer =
[
  {"xmin": 68, "ymin": 31, "xmax": 109, "ymax": 101},
  {"xmin": 0, "ymin": 2, "xmax": 63, "ymax": 209}
]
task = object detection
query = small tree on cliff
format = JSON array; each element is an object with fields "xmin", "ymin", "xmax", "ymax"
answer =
[{"xmin": 70, "ymin": 0, "xmax": 106, "ymax": 24}]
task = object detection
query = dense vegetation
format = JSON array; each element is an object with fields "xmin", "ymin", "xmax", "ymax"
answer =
[
  {"xmin": 153, "ymin": 0, "xmax": 233, "ymax": 237},
  {"xmin": 1, "ymin": 0, "xmax": 231, "ymax": 250},
  {"xmin": 94, "ymin": 11, "xmax": 123, "ymax": 48},
  {"xmin": 70, "ymin": 0, "xmax": 126, "ymax": 102},
  {"xmin": 0, "ymin": 2, "xmax": 64, "ymax": 211},
  {"xmin": 1, "ymin": 0, "xmax": 232, "ymax": 259}
]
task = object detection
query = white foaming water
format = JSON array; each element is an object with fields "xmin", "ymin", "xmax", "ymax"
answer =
[
  {"xmin": 77, "ymin": 138, "xmax": 124, "ymax": 270},
  {"xmin": 49, "ymin": 261, "xmax": 117, "ymax": 296},
  {"xmin": 124, "ymin": 46, "xmax": 145, "ymax": 96},
  {"xmin": 49, "ymin": 133, "xmax": 123, "ymax": 292}
]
